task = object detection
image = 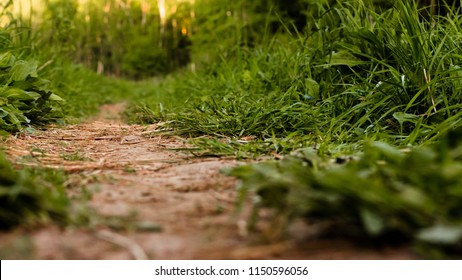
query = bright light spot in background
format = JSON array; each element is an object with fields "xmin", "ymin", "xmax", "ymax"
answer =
[
  {"xmin": 104, "ymin": 2, "xmax": 111, "ymax": 13},
  {"xmin": 158, "ymin": 0, "xmax": 167, "ymax": 28},
  {"xmin": 141, "ymin": 1, "xmax": 150, "ymax": 14},
  {"xmin": 1, "ymin": 0, "xmax": 196, "ymax": 30},
  {"xmin": 158, "ymin": 0, "xmax": 195, "ymax": 35}
]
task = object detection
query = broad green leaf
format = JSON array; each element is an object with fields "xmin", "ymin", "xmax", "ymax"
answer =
[
  {"xmin": 326, "ymin": 50, "xmax": 365, "ymax": 66},
  {"xmin": 305, "ymin": 78, "xmax": 319, "ymax": 100},
  {"xmin": 9, "ymin": 60, "xmax": 38, "ymax": 82},
  {"xmin": 49, "ymin": 93, "xmax": 64, "ymax": 101},
  {"xmin": 360, "ymin": 209, "xmax": 385, "ymax": 236},
  {"xmin": 2, "ymin": 88, "xmax": 40, "ymax": 101},
  {"xmin": 0, "ymin": 107, "xmax": 9, "ymax": 118},
  {"xmin": 4, "ymin": 106, "xmax": 21, "ymax": 126},
  {"xmin": 393, "ymin": 112, "xmax": 419, "ymax": 125},
  {"xmin": 0, "ymin": 52, "xmax": 14, "ymax": 68},
  {"xmin": 24, "ymin": 127, "xmax": 36, "ymax": 134},
  {"xmin": 368, "ymin": 141, "xmax": 405, "ymax": 162},
  {"xmin": 0, "ymin": 97, "xmax": 8, "ymax": 106},
  {"xmin": 399, "ymin": 187, "xmax": 430, "ymax": 208},
  {"xmin": 28, "ymin": 77, "xmax": 52, "ymax": 92},
  {"xmin": 417, "ymin": 225, "xmax": 462, "ymax": 245}
]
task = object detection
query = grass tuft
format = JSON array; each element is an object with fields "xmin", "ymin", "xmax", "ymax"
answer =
[{"xmin": 0, "ymin": 152, "xmax": 69, "ymax": 230}]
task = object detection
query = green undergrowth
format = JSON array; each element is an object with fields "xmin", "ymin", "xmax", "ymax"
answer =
[
  {"xmin": 0, "ymin": 0, "xmax": 146, "ymax": 232},
  {"xmin": 1, "ymin": 0, "xmax": 64, "ymax": 133},
  {"xmin": 125, "ymin": 0, "xmax": 462, "ymax": 258},
  {"xmin": 0, "ymin": 59, "xmax": 145, "ymax": 230},
  {"xmin": 0, "ymin": 149, "xmax": 152, "ymax": 233},
  {"xmin": 0, "ymin": 51, "xmax": 64, "ymax": 132},
  {"xmin": 45, "ymin": 61, "xmax": 137, "ymax": 122},
  {"xmin": 1, "ymin": 0, "xmax": 143, "ymax": 129},
  {"xmin": 2, "ymin": 0, "xmax": 462, "ymax": 259},
  {"xmin": 229, "ymin": 128, "xmax": 462, "ymax": 259},
  {"xmin": 1, "ymin": 3, "xmax": 70, "ymax": 232},
  {"xmin": 128, "ymin": 0, "xmax": 462, "ymax": 154},
  {"xmin": 0, "ymin": 152, "xmax": 69, "ymax": 230}
]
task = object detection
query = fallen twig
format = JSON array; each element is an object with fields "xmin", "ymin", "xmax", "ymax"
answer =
[{"xmin": 95, "ymin": 229, "xmax": 148, "ymax": 260}]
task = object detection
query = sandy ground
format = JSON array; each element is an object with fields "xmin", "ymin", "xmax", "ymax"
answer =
[{"xmin": 0, "ymin": 104, "xmax": 414, "ymax": 259}]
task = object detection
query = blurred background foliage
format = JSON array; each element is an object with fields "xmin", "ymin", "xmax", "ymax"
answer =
[
  {"xmin": 0, "ymin": 0, "xmax": 404, "ymax": 77},
  {"xmin": 4, "ymin": 0, "xmax": 457, "ymax": 79}
]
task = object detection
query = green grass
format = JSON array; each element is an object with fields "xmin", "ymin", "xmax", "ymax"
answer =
[
  {"xmin": 229, "ymin": 128, "xmax": 462, "ymax": 259},
  {"xmin": 124, "ymin": 0, "xmax": 462, "ymax": 258},
  {"xmin": 130, "ymin": 1, "xmax": 462, "ymax": 147},
  {"xmin": 44, "ymin": 61, "xmax": 136, "ymax": 122},
  {"xmin": 0, "ymin": 152, "xmax": 69, "ymax": 230},
  {"xmin": 0, "ymin": 0, "xmax": 148, "ymax": 232},
  {"xmin": 2, "ymin": 0, "xmax": 462, "ymax": 259}
]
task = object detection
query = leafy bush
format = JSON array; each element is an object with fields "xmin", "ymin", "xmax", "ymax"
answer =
[
  {"xmin": 0, "ymin": 152, "xmax": 69, "ymax": 230},
  {"xmin": 0, "ymin": 51, "xmax": 63, "ymax": 131},
  {"xmin": 0, "ymin": 1, "xmax": 64, "ymax": 132},
  {"xmin": 0, "ymin": 52, "xmax": 63, "ymax": 131}
]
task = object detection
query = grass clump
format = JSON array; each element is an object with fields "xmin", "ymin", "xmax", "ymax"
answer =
[
  {"xmin": 230, "ymin": 128, "xmax": 462, "ymax": 258},
  {"xmin": 131, "ymin": 0, "xmax": 462, "ymax": 150},
  {"xmin": 0, "ymin": 152, "xmax": 69, "ymax": 230}
]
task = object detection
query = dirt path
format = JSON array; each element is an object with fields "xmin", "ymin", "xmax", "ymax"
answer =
[{"xmin": 0, "ymin": 104, "xmax": 414, "ymax": 259}]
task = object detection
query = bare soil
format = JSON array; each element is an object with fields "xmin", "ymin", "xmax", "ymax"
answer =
[{"xmin": 0, "ymin": 104, "xmax": 414, "ymax": 259}]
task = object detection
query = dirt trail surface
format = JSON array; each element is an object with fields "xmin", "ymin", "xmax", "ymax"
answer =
[{"xmin": 0, "ymin": 104, "xmax": 414, "ymax": 259}]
